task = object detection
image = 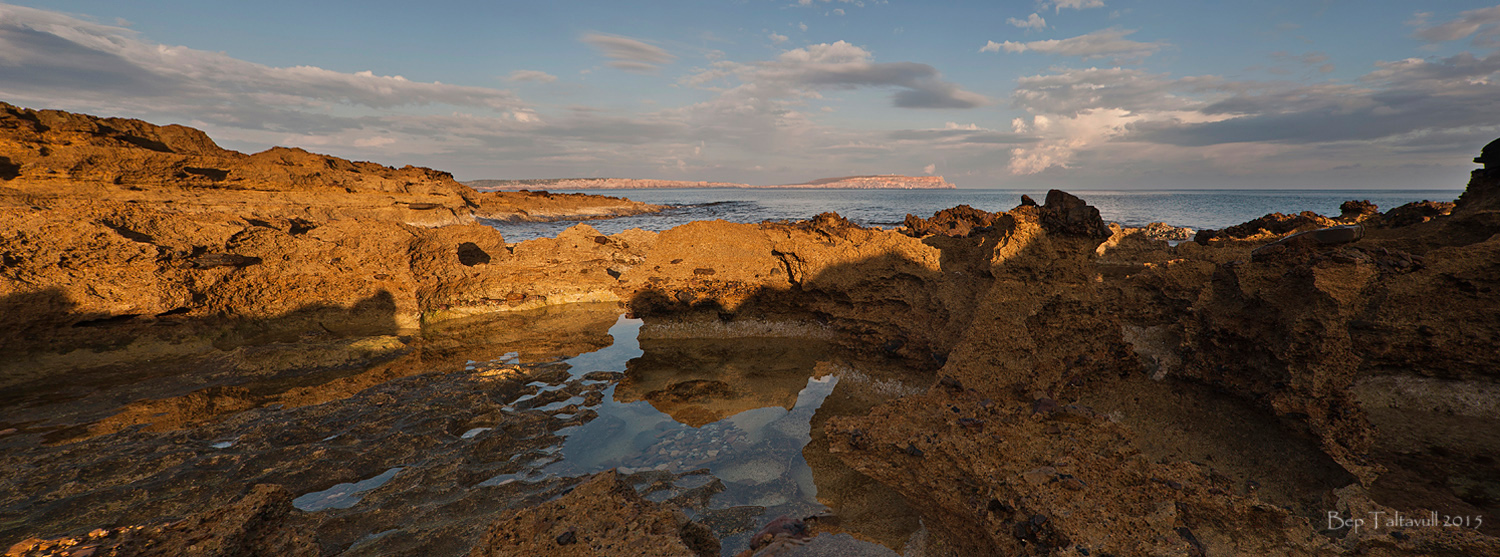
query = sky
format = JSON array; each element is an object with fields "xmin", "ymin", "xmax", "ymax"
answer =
[{"xmin": 2, "ymin": 1, "xmax": 1499, "ymax": 189}]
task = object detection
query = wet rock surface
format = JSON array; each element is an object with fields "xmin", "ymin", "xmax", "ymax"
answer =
[{"xmin": 468, "ymin": 470, "xmax": 719, "ymax": 557}]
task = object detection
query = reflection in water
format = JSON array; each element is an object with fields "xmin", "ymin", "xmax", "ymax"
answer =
[
  {"xmin": 0, "ymin": 305, "xmax": 913, "ymax": 556},
  {"xmin": 497, "ymin": 315, "xmax": 900, "ymax": 556},
  {"xmin": 293, "ymin": 467, "xmax": 403, "ymax": 512}
]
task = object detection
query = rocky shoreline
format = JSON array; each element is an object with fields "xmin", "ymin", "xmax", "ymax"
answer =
[{"xmin": 2, "ymin": 107, "xmax": 1497, "ymax": 556}]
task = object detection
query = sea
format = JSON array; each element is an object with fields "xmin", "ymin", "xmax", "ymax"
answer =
[{"xmin": 487, "ymin": 188, "xmax": 1464, "ymax": 243}]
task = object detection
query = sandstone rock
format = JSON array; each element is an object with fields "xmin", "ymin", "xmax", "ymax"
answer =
[
  {"xmin": 1378, "ymin": 200, "xmax": 1454, "ymax": 227},
  {"xmin": 0, "ymin": 102, "xmax": 661, "ymax": 227},
  {"xmin": 468, "ymin": 470, "xmax": 718, "ymax": 557},
  {"xmin": 901, "ymin": 205, "xmax": 1002, "ymax": 238},
  {"xmin": 1140, "ymin": 221, "xmax": 1194, "ymax": 241},
  {"xmin": 1340, "ymin": 200, "xmax": 1380, "ymax": 222},
  {"xmin": 1195, "ymin": 210, "xmax": 1341, "ymax": 244}
]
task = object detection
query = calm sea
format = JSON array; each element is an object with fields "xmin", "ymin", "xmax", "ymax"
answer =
[{"xmin": 488, "ymin": 188, "xmax": 1463, "ymax": 243}]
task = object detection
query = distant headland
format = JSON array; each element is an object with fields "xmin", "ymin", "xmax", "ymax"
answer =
[{"xmin": 465, "ymin": 174, "xmax": 956, "ymax": 190}]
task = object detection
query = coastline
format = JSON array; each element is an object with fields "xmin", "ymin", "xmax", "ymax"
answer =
[{"xmin": 466, "ymin": 175, "xmax": 957, "ymax": 191}]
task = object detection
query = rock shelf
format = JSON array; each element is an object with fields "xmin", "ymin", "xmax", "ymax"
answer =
[{"xmin": 3, "ymin": 107, "xmax": 1498, "ymax": 556}]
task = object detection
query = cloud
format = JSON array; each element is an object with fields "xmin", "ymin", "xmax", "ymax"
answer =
[
  {"xmin": 1046, "ymin": 0, "xmax": 1105, "ymax": 13},
  {"xmin": 886, "ymin": 122, "xmax": 1033, "ymax": 145},
  {"xmin": 923, "ymin": 163, "xmax": 936, "ymax": 174},
  {"xmin": 981, "ymin": 28, "xmax": 1165, "ymax": 63},
  {"xmin": 1008, "ymin": 13, "xmax": 1047, "ymax": 30},
  {"xmin": 506, "ymin": 70, "xmax": 558, "ymax": 83},
  {"xmin": 0, "ymin": 4, "xmax": 525, "ymax": 118},
  {"xmin": 581, "ymin": 33, "xmax": 676, "ymax": 73},
  {"xmin": 1135, "ymin": 52, "xmax": 1500, "ymax": 147},
  {"xmin": 987, "ymin": 48, "xmax": 1500, "ymax": 179},
  {"xmin": 768, "ymin": 32, "xmax": 789, "ymax": 44},
  {"xmin": 1011, "ymin": 66, "xmax": 1197, "ymax": 115},
  {"xmin": 690, "ymin": 41, "xmax": 990, "ymax": 109},
  {"xmin": 1409, "ymin": 6, "xmax": 1500, "ymax": 43}
]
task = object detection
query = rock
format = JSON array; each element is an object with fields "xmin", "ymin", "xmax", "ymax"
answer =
[
  {"xmin": 902, "ymin": 205, "xmax": 1003, "ymax": 237},
  {"xmin": 71, "ymin": 485, "xmax": 320, "ymax": 557},
  {"xmin": 468, "ymin": 470, "xmax": 718, "ymax": 557},
  {"xmin": 1379, "ymin": 200, "xmax": 1454, "ymax": 227},
  {"xmin": 1038, "ymin": 190, "xmax": 1112, "ymax": 238},
  {"xmin": 1139, "ymin": 222, "xmax": 1193, "ymax": 242},
  {"xmin": 1476, "ymin": 137, "xmax": 1500, "ymax": 168},
  {"xmin": 1195, "ymin": 210, "xmax": 1341, "ymax": 243},
  {"xmin": 4, "ymin": 106, "xmax": 1499, "ymax": 557},
  {"xmin": 1339, "ymin": 200, "xmax": 1380, "ymax": 222},
  {"xmin": 0, "ymin": 102, "xmax": 661, "ymax": 227}
]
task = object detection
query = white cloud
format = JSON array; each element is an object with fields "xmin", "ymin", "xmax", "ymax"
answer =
[
  {"xmin": 581, "ymin": 33, "xmax": 676, "ymax": 73},
  {"xmin": 1409, "ymin": 6, "xmax": 1500, "ymax": 43},
  {"xmin": 923, "ymin": 163, "xmax": 936, "ymax": 174},
  {"xmin": 506, "ymin": 70, "xmax": 558, "ymax": 83},
  {"xmin": 769, "ymin": 32, "xmax": 789, "ymax": 44},
  {"xmin": 1008, "ymin": 13, "xmax": 1047, "ymax": 30},
  {"xmin": 1046, "ymin": 0, "xmax": 1105, "ymax": 13},
  {"xmin": 0, "ymin": 4, "xmax": 525, "ymax": 116},
  {"xmin": 981, "ymin": 28, "xmax": 1165, "ymax": 63}
]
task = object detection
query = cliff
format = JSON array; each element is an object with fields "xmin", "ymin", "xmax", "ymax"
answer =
[{"xmin": 466, "ymin": 174, "xmax": 957, "ymax": 190}]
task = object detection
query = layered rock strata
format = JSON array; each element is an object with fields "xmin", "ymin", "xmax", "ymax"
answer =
[{"xmin": 0, "ymin": 102, "xmax": 661, "ymax": 227}]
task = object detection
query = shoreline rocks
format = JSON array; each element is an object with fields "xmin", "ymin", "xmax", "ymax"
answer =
[{"xmin": 2, "ymin": 105, "xmax": 1497, "ymax": 556}]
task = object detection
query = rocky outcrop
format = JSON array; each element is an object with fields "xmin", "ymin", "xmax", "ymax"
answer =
[
  {"xmin": 1194, "ymin": 210, "xmax": 1341, "ymax": 243},
  {"xmin": 817, "ymin": 150, "xmax": 1500, "ymax": 554},
  {"xmin": 901, "ymin": 204, "xmax": 1002, "ymax": 237},
  {"xmin": 1378, "ymin": 200, "xmax": 1455, "ymax": 227},
  {"xmin": 0, "ymin": 102, "xmax": 661, "ymax": 227}
]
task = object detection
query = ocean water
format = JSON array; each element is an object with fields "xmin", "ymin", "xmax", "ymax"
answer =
[{"xmin": 488, "ymin": 188, "xmax": 1463, "ymax": 243}]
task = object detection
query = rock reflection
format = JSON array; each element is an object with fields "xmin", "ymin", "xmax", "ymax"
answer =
[
  {"xmin": 541, "ymin": 317, "xmax": 915, "ymax": 555},
  {"xmin": 615, "ymin": 337, "xmax": 835, "ymax": 427}
]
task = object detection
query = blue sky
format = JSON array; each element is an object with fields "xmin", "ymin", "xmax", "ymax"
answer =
[{"xmin": 3, "ymin": 1, "xmax": 1499, "ymax": 188}]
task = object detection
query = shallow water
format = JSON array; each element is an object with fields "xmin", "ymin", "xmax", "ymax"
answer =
[
  {"xmin": 0, "ymin": 303, "xmax": 921, "ymax": 555},
  {"xmin": 481, "ymin": 315, "xmax": 903, "ymax": 555},
  {"xmin": 489, "ymin": 187, "xmax": 1463, "ymax": 242}
]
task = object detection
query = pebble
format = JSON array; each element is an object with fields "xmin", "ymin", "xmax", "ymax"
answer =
[{"xmin": 1022, "ymin": 467, "xmax": 1057, "ymax": 486}]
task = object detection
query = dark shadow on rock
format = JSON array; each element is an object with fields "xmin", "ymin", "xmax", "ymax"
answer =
[
  {"xmin": 0, "ymin": 288, "xmax": 403, "ymax": 380},
  {"xmin": 0, "ymin": 155, "xmax": 19, "ymax": 180}
]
